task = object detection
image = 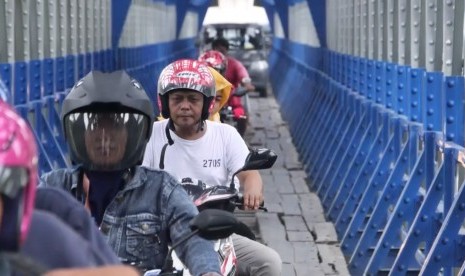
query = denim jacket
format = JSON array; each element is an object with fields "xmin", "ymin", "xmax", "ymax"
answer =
[{"xmin": 39, "ymin": 166, "xmax": 221, "ymax": 276}]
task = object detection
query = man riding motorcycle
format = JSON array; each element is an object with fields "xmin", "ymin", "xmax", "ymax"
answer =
[
  {"xmin": 0, "ymin": 99, "xmax": 138, "ymax": 275},
  {"xmin": 39, "ymin": 70, "xmax": 221, "ymax": 276},
  {"xmin": 142, "ymin": 59, "xmax": 282, "ymax": 276},
  {"xmin": 211, "ymin": 38, "xmax": 255, "ymax": 137}
]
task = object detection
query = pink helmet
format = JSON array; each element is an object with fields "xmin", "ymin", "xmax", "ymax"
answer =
[
  {"xmin": 198, "ymin": 50, "xmax": 228, "ymax": 75},
  {"xmin": 157, "ymin": 59, "xmax": 216, "ymax": 120},
  {"xmin": 0, "ymin": 101, "xmax": 37, "ymax": 251}
]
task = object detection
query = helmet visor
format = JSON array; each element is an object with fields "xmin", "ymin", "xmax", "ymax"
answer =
[
  {"xmin": 0, "ymin": 167, "xmax": 28, "ymax": 199},
  {"xmin": 64, "ymin": 112, "xmax": 149, "ymax": 171}
]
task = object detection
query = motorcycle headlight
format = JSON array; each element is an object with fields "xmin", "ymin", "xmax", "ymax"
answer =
[{"xmin": 249, "ymin": 60, "xmax": 268, "ymax": 71}]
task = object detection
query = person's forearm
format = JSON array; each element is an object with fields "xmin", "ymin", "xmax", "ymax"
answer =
[
  {"xmin": 168, "ymin": 187, "xmax": 221, "ymax": 276},
  {"xmin": 238, "ymin": 170, "xmax": 263, "ymax": 190},
  {"xmin": 177, "ymin": 235, "xmax": 221, "ymax": 276}
]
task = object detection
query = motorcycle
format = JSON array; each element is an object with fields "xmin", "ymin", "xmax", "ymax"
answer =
[
  {"xmin": 144, "ymin": 209, "xmax": 249, "ymax": 276},
  {"xmin": 173, "ymin": 148, "xmax": 278, "ymax": 276},
  {"xmin": 4, "ymin": 210, "xmax": 251, "ymax": 276},
  {"xmin": 220, "ymin": 86, "xmax": 250, "ymax": 137}
]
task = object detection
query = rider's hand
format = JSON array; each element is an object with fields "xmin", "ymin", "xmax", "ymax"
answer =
[
  {"xmin": 241, "ymin": 77, "xmax": 255, "ymax": 92},
  {"xmin": 239, "ymin": 171, "xmax": 264, "ymax": 210},
  {"xmin": 243, "ymin": 183, "xmax": 263, "ymax": 210},
  {"xmin": 244, "ymin": 82, "xmax": 255, "ymax": 92}
]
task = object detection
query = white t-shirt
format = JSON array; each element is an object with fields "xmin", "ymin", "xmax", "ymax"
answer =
[{"xmin": 142, "ymin": 120, "xmax": 249, "ymax": 189}]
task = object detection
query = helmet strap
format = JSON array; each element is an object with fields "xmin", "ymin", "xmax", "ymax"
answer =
[
  {"xmin": 0, "ymin": 195, "xmax": 21, "ymax": 252},
  {"xmin": 159, "ymin": 120, "xmax": 175, "ymax": 170},
  {"xmin": 166, "ymin": 119, "xmax": 175, "ymax": 145},
  {"xmin": 197, "ymin": 120, "xmax": 205, "ymax": 132}
]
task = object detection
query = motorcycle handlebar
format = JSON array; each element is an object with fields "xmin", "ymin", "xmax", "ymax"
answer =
[
  {"xmin": 234, "ymin": 86, "xmax": 248, "ymax": 97},
  {"xmin": 234, "ymin": 195, "xmax": 268, "ymax": 212}
]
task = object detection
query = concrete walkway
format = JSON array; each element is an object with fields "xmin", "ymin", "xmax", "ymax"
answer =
[{"xmin": 240, "ymin": 92, "xmax": 350, "ymax": 276}]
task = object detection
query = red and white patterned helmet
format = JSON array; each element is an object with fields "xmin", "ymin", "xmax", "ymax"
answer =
[
  {"xmin": 157, "ymin": 59, "xmax": 216, "ymax": 120},
  {"xmin": 198, "ymin": 50, "xmax": 228, "ymax": 74}
]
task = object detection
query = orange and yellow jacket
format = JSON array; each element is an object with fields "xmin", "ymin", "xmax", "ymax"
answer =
[{"xmin": 208, "ymin": 67, "xmax": 232, "ymax": 122}]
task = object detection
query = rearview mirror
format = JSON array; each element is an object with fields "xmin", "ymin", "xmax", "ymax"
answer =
[
  {"xmin": 228, "ymin": 148, "xmax": 278, "ymax": 190},
  {"xmin": 242, "ymin": 148, "xmax": 277, "ymax": 171}
]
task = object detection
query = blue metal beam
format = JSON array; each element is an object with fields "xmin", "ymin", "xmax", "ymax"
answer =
[
  {"xmin": 306, "ymin": 0, "xmax": 326, "ymax": 47},
  {"xmin": 274, "ymin": 0, "xmax": 289, "ymax": 38},
  {"xmin": 111, "ymin": 0, "xmax": 132, "ymax": 49},
  {"xmin": 189, "ymin": 0, "xmax": 211, "ymax": 7},
  {"xmin": 262, "ymin": 4, "xmax": 275, "ymax": 32},
  {"xmin": 175, "ymin": 2, "xmax": 189, "ymax": 38},
  {"xmin": 176, "ymin": 1, "xmax": 211, "ymax": 38},
  {"xmin": 197, "ymin": 5, "xmax": 210, "ymax": 32}
]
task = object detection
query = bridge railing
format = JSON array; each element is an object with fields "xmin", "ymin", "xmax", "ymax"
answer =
[
  {"xmin": 269, "ymin": 0, "xmax": 465, "ymax": 274},
  {"xmin": 0, "ymin": 0, "xmax": 199, "ymax": 175}
]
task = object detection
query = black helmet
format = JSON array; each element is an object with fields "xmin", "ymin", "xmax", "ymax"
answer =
[{"xmin": 61, "ymin": 70, "xmax": 154, "ymax": 171}]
